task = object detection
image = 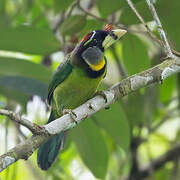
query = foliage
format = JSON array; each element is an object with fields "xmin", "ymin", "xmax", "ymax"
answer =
[{"xmin": 0, "ymin": 0, "xmax": 180, "ymax": 180}]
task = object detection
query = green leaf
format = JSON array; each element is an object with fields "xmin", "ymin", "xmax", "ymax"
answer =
[
  {"xmin": 96, "ymin": 0, "xmax": 123, "ymax": 18},
  {"xmin": 120, "ymin": 1, "xmax": 153, "ymax": 25},
  {"xmin": 0, "ymin": 76, "xmax": 48, "ymax": 99},
  {"xmin": 53, "ymin": 0, "xmax": 74, "ymax": 13},
  {"xmin": 96, "ymin": 0, "xmax": 142, "ymax": 18},
  {"xmin": 0, "ymin": 26, "xmax": 60, "ymax": 55},
  {"xmin": 0, "ymin": 57, "xmax": 51, "ymax": 83},
  {"xmin": 29, "ymin": 2, "xmax": 50, "ymax": 28},
  {"xmin": 160, "ymin": 75, "xmax": 176, "ymax": 103},
  {"xmin": 144, "ymin": 84, "xmax": 159, "ymax": 125},
  {"xmin": 79, "ymin": 19, "xmax": 104, "ymax": 38},
  {"xmin": 0, "ymin": 86, "xmax": 28, "ymax": 108},
  {"xmin": 0, "ymin": 0, "xmax": 5, "ymax": 18},
  {"xmin": 60, "ymin": 15, "xmax": 86, "ymax": 36},
  {"xmin": 154, "ymin": 166, "xmax": 171, "ymax": 180},
  {"xmin": 13, "ymin": 1, "xmax": 50, "ymax": 29},
  {"xmin": 122, "ymin": 34, "xmax": 150, "ymax": 75},
  {"xmin": 70, "ymin": 120, "xmax": 109, "ymax": 179},
  {"xmin": 0, "ymin": 0, "xmax": 8, "ymax": 26},
  {"xmin": 93, "ymin": 102, "xmax": 130, "ymax": 151},
  {"xmin": 121, "ymin": 91, "xmax": 145, "ymax": 127},
  {"xmin": 0, "ymin": 57, "xmax": 50, "ymax": 105},
  {"xmin": 0, "ymin": 95, "xmax": 7, "ymax": 108},
  {"xmin": 0, "ymin": 0, "xmax": 5, "ymax": 14}
]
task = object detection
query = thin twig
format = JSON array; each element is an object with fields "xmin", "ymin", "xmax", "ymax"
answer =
[
  {"xmin": 126, "ymin": 0, "xmax": 147, "ymax": 25},
  {"xmin": 5, "ymin": 119, "xmax": 8, "ymax": 153},
  {"xmin": 139, "ymin": 143, "xmax": 180, "ymax": 178},
  {"xmin": 149, "ymin": 107, "xmax": 177, "ymax": 133},
  {"xmin": 0, "ymin": 109, "xmax": 45, "ymax": 135},
  {"xmin": 14, "ymin": 123, "xmax": 27, "ymax": 140},
  {"xmin": 78, "ymin": 3, "xmax": 107, "ymax": 23},
  {"xmin": 125, "ymin": 0, "xmax": 166, "ymax": 50},
  {"xmin": 53, "ymin": 12, "xmax": 65, "ymax": 33},
  {"xmin": 66, "ymin": 0, "xmax": 80, "ymax": 18},
  {"xmin": 124, "ymin": 143, "xmax": 180, "ymax": 180},
  {"xmin": 126, "ymin": 0, "xmax": 180, "ymax": 57},
  {"xmin": 78, "ymin": 2, "xmax": 125, "ymax": 29},
  {"xmin": 145, "ymin": 0, "xmax": 175, "ymax": 58},
  {"xmin": 126, "ymin": 0, "xmax": 161, "ymax": 43},
  {"xmin": 111, "ymin": 45, "xmax": 127, "ymax": 78}
]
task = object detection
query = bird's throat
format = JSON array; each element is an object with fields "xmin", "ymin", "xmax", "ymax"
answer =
[{"xmin": 86, "ymin": 58, "xmax": 106, "ymax": 71}]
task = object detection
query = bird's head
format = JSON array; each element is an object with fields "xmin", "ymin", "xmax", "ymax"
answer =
[
  {"xmin": 79, "ymin": 28, "xmax": 127, "ymax": 52},
  {"xmin": 72, "ymin": 25, "xmax": 127, "ymax": 70}
]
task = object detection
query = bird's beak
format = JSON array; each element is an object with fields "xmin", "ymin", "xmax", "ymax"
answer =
[{"xmin": 102, "ymin": 29, "xmax": 127, "ymax": 49}]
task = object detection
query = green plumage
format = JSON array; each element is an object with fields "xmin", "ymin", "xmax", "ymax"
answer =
[
  {"xmin": 47, "ymin": 59, "xmax": 73, "ymax": 105},
  {"xmin": 53, "ymin": 62, "xmax": 106, "ymax": 113},
  {"xmin": 37, "ymin": 28, "xmax": 126, "ymax": 170},
  {"xmin": 37, "ymin": 112, "xmax": 64, "ymax": 170},
  {"xmin": 37, "ymin": 56, "xmax": 106, "ymax": 170}
]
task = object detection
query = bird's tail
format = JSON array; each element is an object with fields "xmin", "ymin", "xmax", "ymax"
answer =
[{"xmin": 37, "ymin": 111, "xmax": 64, "ymax": 170}]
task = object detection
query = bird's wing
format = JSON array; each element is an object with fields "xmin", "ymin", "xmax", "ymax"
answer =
[{"xmin": 47, "ymin": 59, "xmax": 73, "ymax": 104}]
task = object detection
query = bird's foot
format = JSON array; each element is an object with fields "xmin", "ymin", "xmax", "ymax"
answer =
[
  {"xmin": 62, "ymin": 109, "xmax": 78, "ymax": 124},
  {"xmin": 94, "ymin": 91, "xmax": 110, "ymax": 109},
  {"xmin": 94, "ymin": 90, "xmax": 108, "ymax": 102},
  {"xmin": 159, "ymin": 79, "xmax": 163, "ymax": 84},
  {"xmin": 158, "ymin": 75, "xmax": 163, "ymax": 84}
]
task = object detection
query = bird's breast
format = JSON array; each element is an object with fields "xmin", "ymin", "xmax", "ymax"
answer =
[
  {"xmin": 86, "ymin": 57, "xmax": 107, "ymax": 79},
  {"xmin": 53, "ymin": 66, "xmax": 106, "ymax": 112},
  {"xmin": 88, "ymin": 58, "xmax": 106, "ymax": 71}
]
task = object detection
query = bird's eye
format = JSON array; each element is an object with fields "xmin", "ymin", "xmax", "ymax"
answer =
[
  {"xmin": 109, "ymin": 31, "xmax": 118, "ymax": 40},
  {"xmin": 94, "ymin": 39, "xmax": 98, "ymax": 43}
]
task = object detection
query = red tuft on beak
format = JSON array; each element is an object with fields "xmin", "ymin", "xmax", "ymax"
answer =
[
  {"xmin": 105, "ymin": 24, "xmax": 114, "ymax": 32},
  {"xmin": 81, "ymin": 33, "xmax": 92, "ymax": 43}
]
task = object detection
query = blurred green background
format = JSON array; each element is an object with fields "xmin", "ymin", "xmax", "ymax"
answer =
[{"xmin": 0, "ymin": 0, "xmax": 180, "ymax": 179}]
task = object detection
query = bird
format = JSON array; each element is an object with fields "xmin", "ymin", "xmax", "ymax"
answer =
[{"xmin": 37, "ymin": 25, "xmax": 127, "ymax": 170}]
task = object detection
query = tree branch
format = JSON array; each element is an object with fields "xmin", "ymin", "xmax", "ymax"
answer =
[
  {"xmin": 139, "ymin": 143, "xmax": 180, "ymax": 179},
  {"xmin": 145, "ymin": 0, "xmax": 174, "ymax": 58},
  {"xmin": 0, "ymin": 109, "xmax": 45, "ymax": 135},
  {"xmin": 1, "ymin": 57, "xmax": 180, "ymax": 172},
  {"xmin": 124, "ymin": 143, "xmax": 180, "ymax": 180}
]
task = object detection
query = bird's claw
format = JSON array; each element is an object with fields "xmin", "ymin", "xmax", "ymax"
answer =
[
  {"xmin": 94, "ymin": 90, "xmax": 108, "ymax": 103},
  {"xmin": 159, "ymin": 76, "xmax": 163, "ymax": 84},
  {"xmin": 94, "ymin": 91, "xmax": 110, "ymax": 110},
  {"xmin": 62, "ymin": 109, "xmax": 78, "ymax": 124},
  {"xmin": 105, "ymin": 106, "xmax": 110, "ymax": 110}
]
